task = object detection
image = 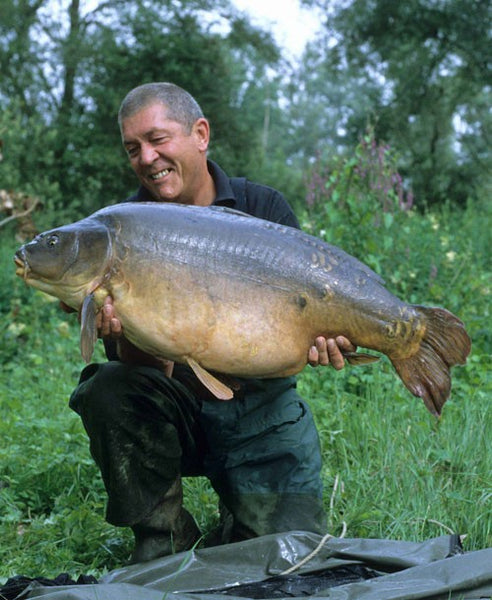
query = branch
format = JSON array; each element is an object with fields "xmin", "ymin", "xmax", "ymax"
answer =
[{"xmin": 0, "ymin": 196, "xmax": 41, "ymax": 229}]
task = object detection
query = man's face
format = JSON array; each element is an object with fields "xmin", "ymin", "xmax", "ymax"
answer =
[{"xmin": 121, "ymin": 102, "xmax": 209, "ymax": 204}]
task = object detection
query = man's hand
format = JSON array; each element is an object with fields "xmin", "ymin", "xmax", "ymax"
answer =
[
  {"xmin": 97, "ymin": 295, "xmax": 123, "ymax": 340},
  {"xmin": 60, "ymin": 297, "xmax": 124, "ymax": 340},
  {"xmin": 308, "ymin": 336, "xmax": 357, "ymax": 370}
]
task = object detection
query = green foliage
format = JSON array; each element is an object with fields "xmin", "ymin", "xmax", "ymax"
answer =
[
  {"xmin": 297, "ymin": 132, "xmax": 491, "ymax": 547},
  {"xmin": 0, "ymin": 109, "xmax": 63, "ymax": 213},
  {"xmin": 301, "ymin": 358, "xmax": 491, "ymax": 547},
  {"xmin": 302, "ymin": 128, "xmax": 420, "ymax": 284},
  {"xmin": 0, "ymin": 0, "xmax": 287, "ymax": 219},
  {"xmin": 1, "ymin": 0, "xmax": 489, "ymax": 220},
  {"xmin": 1, "ymin": 232, "xmax": 131, "ymax": 576}
]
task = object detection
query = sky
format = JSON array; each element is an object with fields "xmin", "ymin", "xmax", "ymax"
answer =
[
  {"xmin": 231, "ymin": 0, "xmax": 323, "ymax": 59},
  {"xmin": 76, "ymin": 0, "xmax": 323, "ymax": 60}
]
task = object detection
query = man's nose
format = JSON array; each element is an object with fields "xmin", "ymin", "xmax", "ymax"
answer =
[{"xmin": 139, "ymin": 143, "xmax": 159, "ymax": 164}]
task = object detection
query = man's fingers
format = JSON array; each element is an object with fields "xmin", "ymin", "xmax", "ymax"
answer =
[
  {"xmin": 97, "ymin": 296, "xmax": 122, "ymax": 339},
  {"xmin": 98, "ymin": 301, "xmax": 113, "ymax": 337},
  {"xmin": 315, "ymin": 336, "xmax": 330, "ymax": 366},
  {"xmin": 326, "ymin": 338, "xmax": 345, "ymax": 370},
  {"xmin": 335, "ymin": 335, "xmax": 357, "ymax": 353},
  {"xmin": 308, "ymin": 335, "xmax": 358, "ymax": 369},
  {"xmin": 308, "ymin": 345, "xmax": 319, "ymax": 366},
  {"xmin": 308, "ymin": 337, "xmax": 334, "ymax": 367},
  {"xmin": 110, "ymin": 317, "xmax": 122, "ymax": 337}
]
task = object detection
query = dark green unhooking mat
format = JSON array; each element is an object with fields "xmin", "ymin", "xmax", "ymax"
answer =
[{"xmin": 9, "ymin": 532, "xmax": 492, "ymax": 599}]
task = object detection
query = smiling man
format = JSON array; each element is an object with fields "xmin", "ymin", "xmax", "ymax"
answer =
[
  {"xmin": 69, "ymin": 82, "xmax": 356, "ymax": 564},
  {"xmin": 121, "ymin": 96, "xmax": 214, "ymax": 206}
]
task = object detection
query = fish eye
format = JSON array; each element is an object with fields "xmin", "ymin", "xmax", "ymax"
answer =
[{"xmin": 46, "ymin": 234, "xmax": 60, "ymax": 247}]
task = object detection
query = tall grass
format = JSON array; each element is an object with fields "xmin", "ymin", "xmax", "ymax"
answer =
[
  {"xmin": 0, "ymin": 184, "xmax": 490, "ymax": 580},
  {"xmin": 301, "ymin": 358, "xmax": 490, "ymax": 547}
]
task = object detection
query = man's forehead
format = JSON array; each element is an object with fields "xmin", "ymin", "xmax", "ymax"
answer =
[
  {"xmin": 121, "ymin": 105, "xmax": 182, "ymax": 141},
  {"xmin": 123, "ymin": 102, "xmax": 170, "ymax": 125}
]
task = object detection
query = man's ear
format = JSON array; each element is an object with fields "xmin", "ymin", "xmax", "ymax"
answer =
[{"xmin": 193, "ymin": 118, "xmax": 210, "ymax": 152}]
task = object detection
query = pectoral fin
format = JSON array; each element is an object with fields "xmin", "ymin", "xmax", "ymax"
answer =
[
  {"xmin": 343, "ymin": 351, "xmax": 380, "ymax": 365},
  {"xmin": 186, "ymin": 358, "xmax": 234, "ymax": 400},
  {"xmin": 80, "ymin": 293, "xmax": 98, "ymax": 363}
]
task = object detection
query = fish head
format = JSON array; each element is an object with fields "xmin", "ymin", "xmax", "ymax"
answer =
[{"xmin": 14, "ymin": 219, "xmax": 112, "ymax": 309}]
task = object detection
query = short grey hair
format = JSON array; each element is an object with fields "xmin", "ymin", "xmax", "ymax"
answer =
[{"xmin": 118, "ymin": 82, "xmax": 205, "ymax": 133}]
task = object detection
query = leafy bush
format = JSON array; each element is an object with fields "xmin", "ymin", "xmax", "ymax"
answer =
[{"xmin": 298, "ymin": 131, "xmax": 490, "ymax": 549}]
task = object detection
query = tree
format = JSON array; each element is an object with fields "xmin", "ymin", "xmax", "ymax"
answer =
[
  {"xmin": 0, "ymin": 0, "xmax": 285, "ymax": 215},
  {"xmin": 297, "ymin": 0, "xmax": 491, "ymax": 205}
]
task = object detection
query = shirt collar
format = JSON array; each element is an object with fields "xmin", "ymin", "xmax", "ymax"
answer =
[{"xmin": 207, "ymin": 160, "xmax": 237, "ymax": 208}]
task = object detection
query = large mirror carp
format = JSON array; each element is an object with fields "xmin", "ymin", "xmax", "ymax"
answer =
[{"xmin": 14, "ymin": 202, "xmax": 471, "ymax": 416}]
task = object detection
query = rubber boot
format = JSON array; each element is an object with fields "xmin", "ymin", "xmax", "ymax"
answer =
[{"xmin": 130, "ymin": 478, "xmax": 201, "ymax": 563}]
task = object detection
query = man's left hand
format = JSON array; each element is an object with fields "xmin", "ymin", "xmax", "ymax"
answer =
[{"xmin": 308, "ymin": 336, "xmax": 357, "ymax": 370}]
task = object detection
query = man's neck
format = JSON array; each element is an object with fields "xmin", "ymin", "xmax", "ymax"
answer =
[{"xmin": 190, "ymin": 171, "xmax": 216, "ymax": 206}]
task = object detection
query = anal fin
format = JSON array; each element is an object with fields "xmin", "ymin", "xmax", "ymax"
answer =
[
  {"xmin": 343, "ymin": 351, "xmax": 380, "ymax": 366},
  {"xmin": 187, "ymin": 358, "xmax": 234, "ymax": 400}
]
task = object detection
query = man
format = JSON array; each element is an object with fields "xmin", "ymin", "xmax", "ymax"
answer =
[{"xmin": 69, "ymin": 82, "xmax": 356, "ymax": 564}]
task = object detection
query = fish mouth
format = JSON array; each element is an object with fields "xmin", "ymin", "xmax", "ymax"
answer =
[{"xmin": 14, "ymin": 250, "xmax": 29, "ymax": 280}]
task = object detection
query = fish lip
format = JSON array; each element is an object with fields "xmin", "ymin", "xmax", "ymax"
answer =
[
  {"xmin": 14, "ymin": 250, "xmax": 29, "ymax": 279},
  {"xmin": 14, "ymin": 251, "xmax": 25, "ymax": 269}
]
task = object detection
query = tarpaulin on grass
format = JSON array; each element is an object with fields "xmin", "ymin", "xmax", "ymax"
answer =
[{"xmin": 12, "ymin": 531, "xmax": 492, "ymax": 599}]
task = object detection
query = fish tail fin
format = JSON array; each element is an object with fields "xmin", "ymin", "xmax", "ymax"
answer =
[{"xmin": 391, "ymin": 306, "xmax": 471, "ymax": 416}]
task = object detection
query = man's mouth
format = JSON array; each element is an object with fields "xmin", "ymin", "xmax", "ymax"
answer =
[{"xmin": 150, "ymin": 168, "xmax": 171, "ymax": 181}]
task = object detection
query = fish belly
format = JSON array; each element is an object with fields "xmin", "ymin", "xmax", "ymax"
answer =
[{"xmin": 114, "ymin": 262, "xmax": 316, "ymax": 377}]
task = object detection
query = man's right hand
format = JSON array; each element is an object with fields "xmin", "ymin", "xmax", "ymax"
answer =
[{"xmin": 308, "ymin": 335, "xmax": 357, "ymax": 370}]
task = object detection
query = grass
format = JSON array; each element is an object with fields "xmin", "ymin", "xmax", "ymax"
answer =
[
  {"xmin": 301, "ymin": 358, "xmax": 491, "ymax": 546},
  {"xmin": 0, "ymin": 197, "xmax": 490, "ymax": 582}
]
